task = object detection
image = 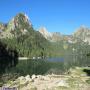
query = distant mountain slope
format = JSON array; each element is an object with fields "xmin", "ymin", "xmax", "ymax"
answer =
[
  {"xmin": 39, "ymin": 27, "xmax": 75, "ymax": 43},
  {"xmin": 39, "ymin": 27, "xmax": 63, "ymax": 42},
  {"xmin": 39, "ymin": 26, "xmax": 90, "ymax": 44}
]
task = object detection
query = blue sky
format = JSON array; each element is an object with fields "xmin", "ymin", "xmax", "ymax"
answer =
[{"xmin": 0, "ymin": 0, "xmax": 90, "ymax": 34}]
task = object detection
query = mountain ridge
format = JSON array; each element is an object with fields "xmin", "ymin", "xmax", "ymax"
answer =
[
  {"xmin": 39, "ymin": 26, "xmax": 90, "ymax": 44},
  {"xmin": 0, "ymin": 13, "xmax": 90, "ymax": 44}
]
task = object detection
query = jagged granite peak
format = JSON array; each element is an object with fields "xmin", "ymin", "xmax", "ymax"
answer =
[
  {"xmin": 73, "ymin": 25, "xmax": 90, "ymax": 44},
  {"xmin": 0, "ymin": 13, "xmax": 32, "ymax": 38},
  {"xmin": 39, "ymin": 26, "xmax": 84, "ymax": 43},
  {"xmin": 14, "ymin": 13, "xmax": 32, "ymax": 25},
  {"xmin": 7, "ymin": 13, "xmax": 32, "ymax": 30},
  {"xmin": 73, "ymin": 25, "xmax": 90, "ymax": 36},
  {"xmin": 39, "ymin": 27, "xmax": 52, "ymax": 40},
  {"xmin": 51, "ymin": 32, "xmax": 63, "ymax": 42},
  {"xmin": 39, "ymin": 27, "xmax": 63, "ymax": 42}
]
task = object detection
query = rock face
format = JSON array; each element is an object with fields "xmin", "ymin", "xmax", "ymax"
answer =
[
  {"xmin": 39, "ymin": 27, "xmax": 76, "ymax": 43},
  {"xmin": 39, "ymin": 27, "xmax": 75, "ymax": 43},
  {"xmin": 39, "ymin": 27, "xmax": 52, "ymax": 41},
  {"xmin": 51, "ymin": 32, "xmax": 63, "ymax": 42},
  {"xmin": 39, "ymin": 27, "xmax": 62, "ymax": 42},
  {"xmin": 73, "ymin": 26, "xmax": 90, "ymax": 44},
  {"xmin": 39, "ymin": 25, "xmax": 90, "ymax": 44},
  {"xmin": 0, "ymin": 13, "xmax": 32, "ymax": 38}
]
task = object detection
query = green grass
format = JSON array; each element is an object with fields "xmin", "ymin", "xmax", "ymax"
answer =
[{"xmin": 86, "ymin": 79, "xmax": 90, "ymax": 84}]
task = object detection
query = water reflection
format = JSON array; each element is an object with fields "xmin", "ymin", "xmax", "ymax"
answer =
[{"xmin": 47, "ymin": 57, "xmax": 64, "ymax": 62}]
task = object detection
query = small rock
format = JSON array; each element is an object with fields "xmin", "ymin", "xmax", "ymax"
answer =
[
  {"xmin": 25, "ymin": 75, "xmax": 30, "ymax": 80},
  {"xmin": 18, "ymin": 76, "xmax": 25, "ymax": 81},
  {"xmin": 42, "ymin": 76, "xmax": 50, "ymax": 81},
  {"xmin": 31, "ymin": 74, "xmax": 36, "ymax": 80},
  {"xmin": 57, "ymin": 80, "xmax": 69, "ymax": 87},
  {"xmin": 25, "ymin": 75, "xmax": 32, "ymax": 82},
  {"xmin": 36, "ymin": 75, "xmax": 41, "ymax": 78},
  {"xmin": 37, "ymin": 75, "xmax": 44, "ymax": 80},
  {"xmin": 36, "ymin": 75, "xmax": 50, "ymax": 80}
]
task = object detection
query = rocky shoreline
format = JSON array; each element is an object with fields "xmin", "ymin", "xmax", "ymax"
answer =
[{"xmin": 1, "ymin": 67, "xmax": 90, "ymax": 90}]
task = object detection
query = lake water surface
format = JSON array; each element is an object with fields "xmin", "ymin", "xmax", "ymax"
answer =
[{"xmin": 47, "ymin": 57, "xmax": 64, "ymax": 62}]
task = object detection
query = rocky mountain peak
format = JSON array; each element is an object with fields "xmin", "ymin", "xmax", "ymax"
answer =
[
  {"xmin": 39, "ymin": 27, "xmax": 48, "ymax": 34},
  {"xmin": 74, "ymin": 25, "xmax": 89, "ymax": 33},
  {"xmin": 7, "ymin": 13, "xmax": 32, "ymax": 30},
  {"xmin": 0, "ymin": 13, "xmax": 32, "ymax": 38},
  {"xmin": 73, "ymin": 25, "xmax": 90, "ymax": 44},
  {"xmin": 39, "ymin": 27, "xmax": 63, "ymax": 42},
  {"xmin": 39, "ymin": 27, "xmax": 52, "ymax": 40},
  {"xmin": 73, "ymin": 25, "xmax": 90, "ymax": 37},
  {"xmin": 14, "ymin": 13, "xmax": 31, "ymax": 24}
]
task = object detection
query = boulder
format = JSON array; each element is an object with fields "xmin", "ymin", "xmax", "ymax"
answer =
[
  {"xmin": 31, "ymin": 74, "xmax": 36, "ymax": 80},
  {"xmin": 57, "ymin": 80, "xmax": 69, "ymax": 87},
  {"xmin": 25, "ymin": 75, "xmax": 32, "ymax": 82},
  {"xmin": 18, "ymin": 76, "xmax": 25, "ymax": 81}
]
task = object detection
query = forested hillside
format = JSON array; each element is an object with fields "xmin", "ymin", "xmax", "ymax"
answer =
[{"xmin": 0, "ymin": 13, "xmax": 52, "ymax": 58}]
